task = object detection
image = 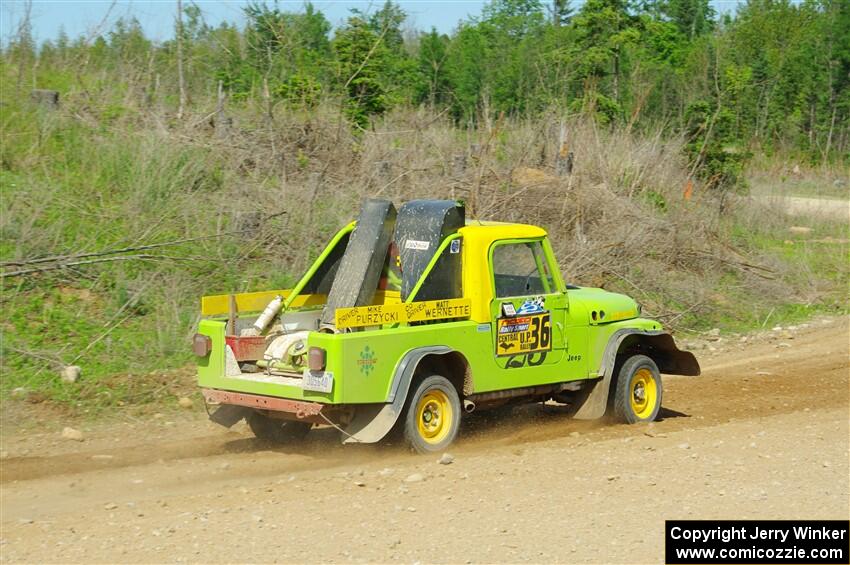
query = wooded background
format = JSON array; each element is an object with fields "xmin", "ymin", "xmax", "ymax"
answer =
[
  {"xmin": 5, "ymin": 0, "xmax": 849, "ymax": 172},
  {"xmin": 1, "ymin": 0, "xmax": 847, "ymax": 409}
]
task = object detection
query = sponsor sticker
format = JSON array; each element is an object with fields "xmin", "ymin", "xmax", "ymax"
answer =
[
  {"xmin": 496, "ymin": 312, "xmax": 551, "ymax": 356},
  {"xmin": 517, "ymin": 296, "xmax": 545, "ymax": 315},
  {"xmin": 450, "ymin": 239, "xmax": 461, "ymax": 254},
  {"xmin": 498, "ymin": 317, "xmax": 530, "ymax": 334},
  {"xmin": 405, "ymin": 239, "xmax": 430, "ymax": 251},
  {"xmin": 357, "ymin": 346, "xmax": 377, "ymax": 376}
]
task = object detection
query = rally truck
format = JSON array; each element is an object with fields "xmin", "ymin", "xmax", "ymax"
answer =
[{"xmin": 194, "ymin": 199, "xmax": 699, "ymax": 453}]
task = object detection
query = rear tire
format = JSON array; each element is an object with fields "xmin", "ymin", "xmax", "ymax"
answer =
[
  {"xmin": 247, "ymin": 412, "xmax": 311, "ymax": 443},
  {"xmin": 612, "ymin": 355, "xmax": 662, "ymax": 423},
  {"xmin": 403, "ymin": 375, "xmax": 461, "ymax": 454}
]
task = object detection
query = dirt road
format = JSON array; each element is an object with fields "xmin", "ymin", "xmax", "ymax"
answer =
[
  {"xmin": 1, "ymin": 317, "xmax": 848, "ymax": 563},
  {"xmin": 753, "ymin": 194, "xmax": 850, "ymax": 222}
]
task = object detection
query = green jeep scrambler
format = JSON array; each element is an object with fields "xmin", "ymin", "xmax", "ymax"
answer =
[{"xmin": 194, "ymin": 199, "xmax": 699, "ymax": 452}]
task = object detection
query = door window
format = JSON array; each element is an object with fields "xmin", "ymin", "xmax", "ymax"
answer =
[{"xmin": 492, "ymin": 241, "xmax": 555, "ymax": 298}]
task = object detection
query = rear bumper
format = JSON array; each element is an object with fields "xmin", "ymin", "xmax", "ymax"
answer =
[{"xmin": 202, "ymin": 388, "xmax": 324, "ymax": 419}]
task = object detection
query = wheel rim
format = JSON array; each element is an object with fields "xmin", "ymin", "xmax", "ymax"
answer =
[
  {"xmin": 416, "ymin": 389, "xmax": 453, "ymax": 445},
  {"xmin": 629, "ymin": 368, "xmax": 657, "ymax": 419}
]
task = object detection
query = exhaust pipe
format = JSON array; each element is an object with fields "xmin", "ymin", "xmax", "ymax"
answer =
[{"xmin": 463, "ymin": 399, "xmax": 476, "ymax": 413}]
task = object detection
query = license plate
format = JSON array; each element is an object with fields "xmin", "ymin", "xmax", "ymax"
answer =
[{"xmin": 302, "ymin": 370, "xmax": 333, "ymax": 393}]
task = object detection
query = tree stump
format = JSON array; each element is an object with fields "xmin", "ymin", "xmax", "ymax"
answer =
[
  {"xmin": 555, "ymin": 122, "xmax": 573, "ymax": 176},
  {"xmin": 214, "ymin": 80, "xmax": 232, "ymax": 138},
  {"xmin": 556, "ymin": 151, "xmax": 574, "ymax": 176},
  {"xmin": 214, "ymin": 115, "xmax": 233, "ymax": 138},
  {"xmin": 30, "ymin": 89, "xmax": 59, "ymax": 109},
  {"xmin": 451, "ymin": 153, "xmax": 467, "ymax": 178},
  {"xmin": 374, "ymin": 161, "xmax": 391, "ymax": 180}
]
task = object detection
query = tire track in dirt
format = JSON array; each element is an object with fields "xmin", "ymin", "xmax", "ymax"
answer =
[{"xmin": 1, "ymin": 317, "xmax": 847, "ymax": 484}]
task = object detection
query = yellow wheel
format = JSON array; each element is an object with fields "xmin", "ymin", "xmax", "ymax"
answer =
[
  {"xmin": 613, "ymin": 355, "xmax": 662, "ymax": 423},
  {"xmin": 416, "ymin": 389, "xmax": 453, "ymax": 445},
  {"xmin": 404, "ymin": 375, "xmax": 461, "ymax": 453},
  {"xmin": 629, "ymin": 368, "xmax": 658, "ymax": 419}
]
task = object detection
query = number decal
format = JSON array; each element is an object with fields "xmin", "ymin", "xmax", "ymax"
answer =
[
  {"xmin": 529, "ymin": 317, "xmax": 540, "ymax": 349},
  {"xmin": 496, "ymin": 312, "xmax": 552, "ymax": 357},
  {"xmin": 503, "ymin": 351, "xmax": 549, "ymax": 369},
  {"xmin": 540, "ymin": 316, "xmax": 551, "ymax": 349},
  {"xmin": 506, "ymin": 355, "xmax": 526, "ymax": 369},
  {"xmin": 526, "ymin": 351, "xmax": 547, "ymax": 367}
]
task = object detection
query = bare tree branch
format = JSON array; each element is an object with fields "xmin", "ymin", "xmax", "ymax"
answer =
[{"xmin": 0, "ymin": 230, "xmax": 255, "ymax": 268}]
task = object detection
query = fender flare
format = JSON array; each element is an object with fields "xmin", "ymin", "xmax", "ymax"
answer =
[
  {"xmin": 342, "ymin": 346, "xmax": 453, "ymax": 443},
  {"xmin": 572, "ymin": 329, "xmax": 700, "ymax": 420}
]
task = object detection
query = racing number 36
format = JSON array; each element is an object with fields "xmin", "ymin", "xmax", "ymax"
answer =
[
  {"xmin": 529, "ymin": 313, "xmax": 551, "ymax": 351},
  {"xmin": 501, "ymin": 312, "xmax": 553, "ymax": 368}
]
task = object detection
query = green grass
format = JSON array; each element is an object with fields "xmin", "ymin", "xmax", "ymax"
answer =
[
  {"xmin": 714, "ymin": 216, "xmax": 850, "ymax": 331},
  {"xmin": 1, "ymin": 285, "xmax": 189, "ymax": 406},
  {"xmin": 610, "ymin": 209, "xmax": 850, "ymax": 335},
  {"xmin": 0, "ymin": 95, "xmax": 311, "ymax": 411}
]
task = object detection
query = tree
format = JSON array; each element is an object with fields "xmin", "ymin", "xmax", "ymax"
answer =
[
  {"xmin": 662, "ymin": 0, "xmax": 715, "ymax": 38},
  {"xmin": 684, "ymin": 100, "xmax": 750, "ymax": 196},
  {"xmin": 176, "ymin": 0, "xmax": 187, "ymax": 119},
  {"xmin": 108, "ymin": 17, "xmax": 151, "ymax": 66},
  {"xmin": 482, "ymin": 0, "xmax": 546, "ymax": 37},
  {"xmin": 816, "ymin": 0, "xmax": 850, "ymax": 159},
  {"xmin": 445, "ymin": 24, "xmax": 488, "ymax": 122},
  {"xmin": 7, "ymin": 0, "xmax": 35, "ymax": 91},
  {"xmin": 333, "ymin": 17, "xmax": 392, "ymax": 129},
  {"xmin": 416, "ymin": 28, "xmax": 451, "ymax": 106},
  {"xmin": 243, "ymin": 2, "xmax": 284, "ymax": 72},
  {"xmin": 551, "ymin": 0, "xmax": 574, "ymax": 26},
  {"xmin": 218, "ymin": 2, "xmax": 331, "ymax": 99},
  {"xmin": 353, "ymin": 1, "xmax": 407, "ymax": 53},
  {"xmin": 572, "ymin": 0, "xmax": 641, "ymax": 105},
  {"xmin": 56, "ymin": 26, "xmax": 70, "ymax": 64}
]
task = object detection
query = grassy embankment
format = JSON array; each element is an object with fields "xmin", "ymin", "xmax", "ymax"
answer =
[{"xmin": 1, "ymin": 81, "xmax": 847, "ymax": 415}]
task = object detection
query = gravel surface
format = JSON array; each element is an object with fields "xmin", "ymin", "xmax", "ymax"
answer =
[{"xmin": 1, "ymin": 317, "xmax": 848, "ymax": 563}]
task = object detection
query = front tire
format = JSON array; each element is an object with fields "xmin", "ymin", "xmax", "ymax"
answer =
[
  {"xmin": 403, "ymin": 375, "xmax": 461, "ymax": 453},
  {"xmin": 612, "ymin": 355, "xmax": 662, "ymax": 423},
  {"xmin": 247, "ymin": 412, "xmax": 311, "ymax": 443}
]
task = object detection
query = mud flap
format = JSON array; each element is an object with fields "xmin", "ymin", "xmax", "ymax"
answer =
[
  {"xmin": 209, "ymin": 404, "xmax": 252, "ymax": 428},
  {"xmin": 342, "ymin": 403, "xmax": 400, "ymax": 444},
  {"xmin": 572, "ymin": 330, "xmax": 700, "ymax": 420},
  {"xmin": 571, "ymin": 378, "xmax": 609, "ymax": 420}
]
